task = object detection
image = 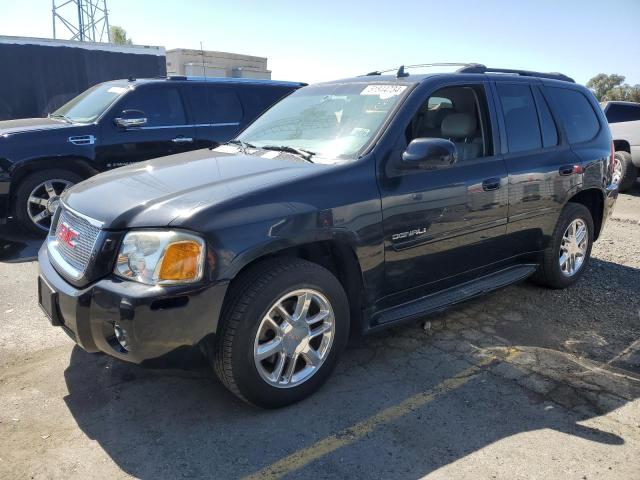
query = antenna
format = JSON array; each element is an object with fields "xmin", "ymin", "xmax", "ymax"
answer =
[
  {"xmin": 200, "ymin": 41, "xmax": 206, "ymax": 78},
  {"xmin": 52, "ymin": 0, "xmax": 111, "ymax": 43}
]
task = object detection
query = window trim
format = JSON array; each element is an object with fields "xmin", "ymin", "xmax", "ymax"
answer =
[{"xmin": 531, "ymin": 85, "xmax": 562, "ymax": 151}]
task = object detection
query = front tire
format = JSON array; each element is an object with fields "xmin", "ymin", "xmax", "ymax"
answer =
[
  {"xmin": 210, "ymin": 258, "xmax": 349, "ymax": 408},
  {"xmin": 14, "ymin": 169, "xmax": 81, "ymax": 235},
  {"xmin": 532, "ymin": 203, "xmax": 594, "ymax": 289}
]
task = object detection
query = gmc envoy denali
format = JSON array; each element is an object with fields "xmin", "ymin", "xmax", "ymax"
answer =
[{"xmin": 38, "ymin": 63, "xmax": 618, "ymax": 407}]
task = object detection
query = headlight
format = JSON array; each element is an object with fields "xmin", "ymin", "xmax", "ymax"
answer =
[{"xmin": 115, "ymin": 230, "xmax": 206, "ymax": 285}]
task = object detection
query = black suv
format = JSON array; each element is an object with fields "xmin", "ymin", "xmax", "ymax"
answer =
[
  {"xmin": 38, "ymin": 64, "xmax": 618, "ymax": 408},
  {"xmin": 0, "ymin": 77, "xmax": 304, "ymax": 233}
]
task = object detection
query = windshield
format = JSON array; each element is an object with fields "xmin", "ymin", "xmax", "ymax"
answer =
[
  {"xmin": 51, "ymin": 82, "xmax": 130, "ymax": 123},
  {"xmin": 237, "ymin": 83, "xmax": 409, "ymax": 162}
]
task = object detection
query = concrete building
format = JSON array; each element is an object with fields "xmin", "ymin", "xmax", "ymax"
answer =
[{"xmin": 166, "ymin": 48, "xmax": 271, "ymax": 79}]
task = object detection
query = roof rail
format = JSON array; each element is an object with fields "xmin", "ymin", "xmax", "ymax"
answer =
[
  {"xmin": 361, "ymin": 63, "xmax": 574, "ymax": 83},
  {"xmin": 456, "ymin": 65, "xmax": 575, "ymax": 83}
]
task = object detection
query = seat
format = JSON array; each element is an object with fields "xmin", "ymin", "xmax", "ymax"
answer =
[{"xmin": 440, "ymin": 113, "xmax": 482, "ymax": 161}]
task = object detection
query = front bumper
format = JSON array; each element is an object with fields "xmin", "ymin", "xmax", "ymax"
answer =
[{"xmin": 38, "ymin": 243, "xmax": 228, "ymax": 365}]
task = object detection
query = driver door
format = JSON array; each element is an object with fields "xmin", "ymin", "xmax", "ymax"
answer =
[
  {"xmin": 97, "ymin": 85, "xmax": 195, "ymax": 170},
  {"xmin": 379, "ymin": 82, "xmax": 510, "ymax": 296}
]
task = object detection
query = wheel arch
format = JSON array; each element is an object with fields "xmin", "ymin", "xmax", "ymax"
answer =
[
  {"xmin": 613, "ymin": 139, "xmax": 631, "ymax": 154},
  {"xmin": 224, "ymin": 239, "xmax": 366, "ymax": 337},
  {"xmin": 9, "ymin": 156, "xmax": 98, "ymax": 211},
  {"xmin": 567, "ymin": 187, "xmax": 605, "ymax": 240}
]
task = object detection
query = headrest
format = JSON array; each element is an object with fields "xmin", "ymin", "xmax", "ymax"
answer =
[{"xmin": 441, "ymin": 113, "xmax": 477, "ymax": 139}]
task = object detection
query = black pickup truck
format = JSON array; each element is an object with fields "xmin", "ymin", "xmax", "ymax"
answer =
[
  {"xmin": 38, "ymin": 64, "xmax": 618, "ymax": 408},
  {"xmin": 0, "ymin": 77, "xmax": 303, "ymax": 234}
]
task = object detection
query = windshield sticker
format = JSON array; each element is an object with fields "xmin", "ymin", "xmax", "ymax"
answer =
[
  {"xmin": 360, "ymin": 85, "xmax": 407, "ymax": 99},
  {"xmin": 107, "ymin": 86, "xmax": 128, "ymax": 94}
]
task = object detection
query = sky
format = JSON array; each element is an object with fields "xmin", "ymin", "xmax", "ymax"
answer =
[{"xmin": 1, "ymin": 0, "xmax": 639, "ymax": 86}]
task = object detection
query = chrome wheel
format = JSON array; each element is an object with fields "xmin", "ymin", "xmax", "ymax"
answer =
[
  {"xmin": 559, "ymin": 218, "xmax": 588, "ymax": 277},
  {"xmin": 254, "ymin": 288, "xmax": 335, "ymax": 388},
  {"xmin": 26, "ymin": 179, "xmax": 73, "ymax": 231}
]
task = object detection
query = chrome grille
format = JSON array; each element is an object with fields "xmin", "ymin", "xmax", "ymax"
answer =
[{"xmin": 50, "ymin": 207, "xmax": 101, "ymax": 277}]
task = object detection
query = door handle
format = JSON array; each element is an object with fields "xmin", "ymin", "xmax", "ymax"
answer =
[
  {"xmin": 172, "ymin": 136, "xmax": 193, "ymax": 144},
  {"xmin": 482, "ymin": 178, "xmax": 501, "ymax": 191}
]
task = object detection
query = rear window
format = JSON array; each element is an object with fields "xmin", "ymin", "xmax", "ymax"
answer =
[
  {"xmin": 497, "ymin": 83, "xmax": 542, "ymax": 153},
  {"xmin": 547, "ymin": 87, "xmax": 600, "ymax": 143},
  {"xmin": 605, "ymin": 103, "xmax": 640, "ymax": 123}
]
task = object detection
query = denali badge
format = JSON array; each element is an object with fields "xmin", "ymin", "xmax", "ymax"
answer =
[
  {"xmin": 57, "ymin": 222, "xmax": 79, "ymax": 248},
  {"xmin": 392, "ymin": 227, "xmax": 427, "ymax": 241}
]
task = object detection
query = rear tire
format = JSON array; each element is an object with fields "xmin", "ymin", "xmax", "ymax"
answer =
[
  {"xmin": 209, "ymin": 258, "xmax": 349, "ymax": 408},
  {"xmin": 532, "ymin": 203, "xmax": 594, "ymax": 289},
  {"xmin": 615, "ymin": 151, "xmax": 638, "ymax": 192},
  {"xmin": 14, "ymin": 169, "xmax": 81, "ymax": 236}
]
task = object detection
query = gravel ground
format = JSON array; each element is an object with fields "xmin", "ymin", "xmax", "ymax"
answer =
[{"xmin": 1, "ymin": 185, "xmax": 639, "ymax": 479}]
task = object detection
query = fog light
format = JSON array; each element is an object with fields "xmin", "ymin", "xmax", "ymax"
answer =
[{"xmin": 113, "ymin": 323, "xmax": 130, "ymax": 351}]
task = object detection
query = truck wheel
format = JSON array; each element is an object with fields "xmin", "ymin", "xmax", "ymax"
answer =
[
  {"xmin": 210, "ymin": 258, "xmax": 349, "ymax": 408},
  {"xmin": 532, "ymin": 203, "xmax": 594, "ymax": 289},
  {"xmin": 614, "ymin": 151, "xmax": 638, "ymax": 192},
  {"xmin": 14, "ymin": 169, "xmax": 81, "ymax": 235}
]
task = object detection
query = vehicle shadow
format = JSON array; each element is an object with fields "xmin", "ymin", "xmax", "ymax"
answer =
[
  {"xmin": 0, "ymin": 220, "xmax": 44, "ymax": 263},
  {"xmin": 62, "ymin": 260, "xmax": 640, "ymax": 479}
]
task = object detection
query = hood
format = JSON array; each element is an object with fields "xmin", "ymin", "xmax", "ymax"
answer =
[
  {"xmin": 0, "ymin": 117, "xmax": 77, "ymax": 136},
  {"xmin": 63, "ymin": 148, "xmax": 322, "ymax": 229}
]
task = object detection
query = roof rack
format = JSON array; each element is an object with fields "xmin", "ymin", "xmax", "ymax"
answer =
[
  {"xmin": 361, "ymin": 63, "xmax": 574, "ymax": 83},
  {"xmin": 456, "ymin": 65, "xmax": 575, "ymax": 83}
]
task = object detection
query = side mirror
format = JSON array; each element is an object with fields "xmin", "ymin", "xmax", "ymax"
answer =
[
  {"xmin": 114, "ymin": 109, "xmax": 147, "ymax": 129},
  {"xmin": 402, "ymin": 138, "xmax": 457, "ymax": 169}
]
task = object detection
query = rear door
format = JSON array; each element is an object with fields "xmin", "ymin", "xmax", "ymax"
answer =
[
  {"xmin": 184, "ymin": 84, "xmax": 244, "ymax": 149},
  {"xmin": 97, "ymin": 85, "xmax": 195, "ymax": 169},
  {"xmin": 493, "ymin": 80, "xmax": 578, "ymax": 256}
]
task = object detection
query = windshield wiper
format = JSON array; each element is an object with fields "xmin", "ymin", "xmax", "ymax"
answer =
[
  {"xmin": 261, "ymin": 145, "xmax": 316, "ymax": 162},
  {"xmin": 48, "ymin": 113, "xmax": 72, "ymax": 123},
  {"xmin": 226, "ymin": 139, "xmax": 256, "ymax": 153}
]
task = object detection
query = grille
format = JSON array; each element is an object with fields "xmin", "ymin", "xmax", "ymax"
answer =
[{"xmin": 51, "ymin": 208, "xmax": 101, "ymax": 276}]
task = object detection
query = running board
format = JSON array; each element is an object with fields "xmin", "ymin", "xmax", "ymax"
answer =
[{"xmin": 371, "ymin": 264, "xmax": 537, "ymax": 329}]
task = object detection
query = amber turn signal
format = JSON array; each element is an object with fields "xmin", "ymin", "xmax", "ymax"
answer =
[{"xmin": 158, "ymin": 241, "xmax": 203, "ymax": 281}]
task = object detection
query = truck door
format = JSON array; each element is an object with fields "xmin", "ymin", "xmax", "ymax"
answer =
[{"xmin": 379, "ymin": 81, "xmax": 510, "ymax": 296}]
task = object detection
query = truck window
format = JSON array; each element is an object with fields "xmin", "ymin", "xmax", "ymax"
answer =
[
  {"xmin": 605, "ymin": 103, "xmax": 640, "ymax": 123},
  {"xmin": 547, "ymin": 87, "xmax": 600, "ymax": 143},
  {"xmin": 497, "ymin": 83, "xmax": 542, "ymax": 153},
  {"xmin": 119, "ymin": 86, "xmax": 186, "ymax": 127},
  {"xmin": 209, "ymin": 87, "xmax": 243, "ymax": 124},
  {"xmin": 532, "ymin": 88, "xmax": 558, "ymax": 148},
  {"xmin": 407, "ymin": 85, "xmax": 493, "ymax": 161}
]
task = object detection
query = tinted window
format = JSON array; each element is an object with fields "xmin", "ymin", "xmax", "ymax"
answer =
[
  {"xmin": 497, "ymin": 83, "xmax": 541, "ymax": 153},
  {"xmin": 119, "ymin": 86, "xmax": 186, "ymax": 127},
  {"xmin": 547, "ymin": 87, "xmax": 600, "ymax": 143},
  {"xmin": 183, "ymin": 85, "xmax": 209, "ymax": 124},
  {"xmin": 209, "ymin": 87, "xmax": 243, "ymax": 123},
  {"xmin": 605, "ymin": 103, "xmax": 640, "ymax": 123},
  {"xmin": 532, "ymin": 88, "xmax": 558, "ymax": 148}
]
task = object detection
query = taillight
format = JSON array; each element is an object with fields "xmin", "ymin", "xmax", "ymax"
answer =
[{"xmin": 609, "ymin": 141, "xmax": 616, "ymax": 176}]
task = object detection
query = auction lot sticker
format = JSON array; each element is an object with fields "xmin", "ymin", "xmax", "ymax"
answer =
[{"xmin": 360, "ymin": 85, "xmax": 407, "ymax": 99}]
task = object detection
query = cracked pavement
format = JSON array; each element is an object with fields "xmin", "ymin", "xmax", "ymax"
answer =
[{"xmin": 1, "ymin": 184, "xmax": 640, "ymax": 479}]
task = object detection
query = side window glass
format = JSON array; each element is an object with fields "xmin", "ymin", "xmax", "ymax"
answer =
[
  {"xmin": 183, "ymin": 85, "xmax": 209, "ymax": 124},
  {"xmin": 497, "ymin": 83, "xmax": 542, "ymax": 153},
  {"xmin": 533, "ymin": 88, "xmax": 558, "ymax": 148},
  {"xmin": 118, "ymin": 87, "xmax": 186, "ymax": 127},
  {"xmin": 209, "ymin": 87, "xmax": 243, "ymax": 124},
  {"xmin": 547, "ymin": 87, "xmax": 600, "ymax": 143},
  {"xmin": 406, "ymin": 84, "xmax": 493, "ymax": 162},
  {"xmin": 605, "ymin": 105, "xmax": 622, "ymax": 123}
]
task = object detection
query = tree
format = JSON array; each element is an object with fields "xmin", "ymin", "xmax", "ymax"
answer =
[
  {"xmin": 586, "ymin": 73, "xmax": 640, "ymax": 103},
  {"xmin": 109, "ymin": 25, "xmax": 133, "ymax": 45}
]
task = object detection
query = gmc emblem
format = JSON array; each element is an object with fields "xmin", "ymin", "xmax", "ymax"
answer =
[{"xmin": 57, "ymin": 222, "xmax": 79, "ymax": 248}]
